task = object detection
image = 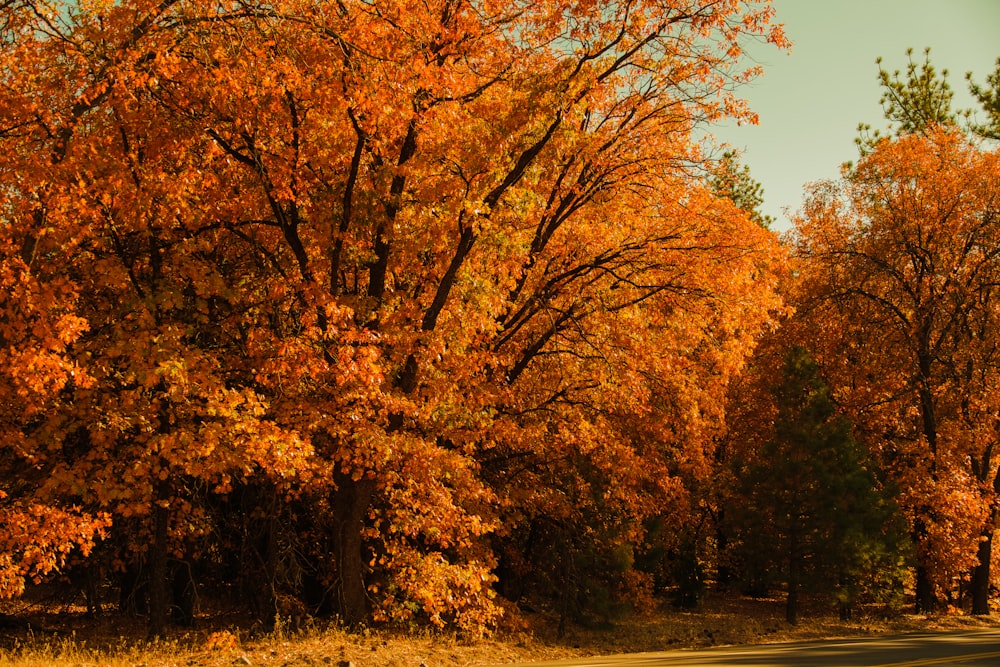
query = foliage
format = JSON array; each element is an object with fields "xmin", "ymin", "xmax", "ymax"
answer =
[
  {"xmin": 0, "ymin": 0, "xmax": 788, "ymax": 632},
  {"xmin": 726, "ymin": 346, "xmax": 909, "ymax": 624},
  {"xmin": 968, "ymin": 57, "xmax": 1000, "ymax": 141},
  {"xmin": 876, "ymin": 48, "xmax": 960, "ymax": 133},
  {"xmin": 793, "ymin": 126, "xmax": 1000, "ymax": 613},
  {"xmin": 709, "ymin": 151, "xmax": 775, "ymax": 229},
  {"xmin": 856, "ymin": 48, "xmax": 962, "ymax": 153},
  {"xmin": 858, "ymin": 48, "xmax": 1000, "ymax": 148}
]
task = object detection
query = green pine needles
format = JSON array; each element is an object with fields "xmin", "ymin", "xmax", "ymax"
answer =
[{"xmin": 728, "ymin": 346, "xmax": 911, "ymax": 625}]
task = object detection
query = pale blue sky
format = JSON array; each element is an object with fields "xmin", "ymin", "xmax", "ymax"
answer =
[{"xmin": 713, "ymin": 0, "xmax": 1000, "ymax": 231}]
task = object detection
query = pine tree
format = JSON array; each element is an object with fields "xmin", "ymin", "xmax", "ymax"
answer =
[
  {"xmin": 709, "ymin": 151, "xmax": 775, "ymax": 229},
  {"xmin": 968, "ymin": 57, "xmax": 1000, "ymax": 141},
  {"xmin": 856, "ymin": 48, "xmax": 961, "ymax": 154},
  {"xmin": 730, "ymin": 347, "xmax": 909, "ymax": 624}
]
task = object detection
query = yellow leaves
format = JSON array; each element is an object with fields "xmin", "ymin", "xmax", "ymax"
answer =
[
  {"xmin": 203, "ymin": 630, "xmax": 240, "ymax": 651},
  {"xmin": 371, "ymin": 548, "xmax": 502, "ymax": 634},
  {"xmin": 78, "ymin": 0, "xmax": 117, "ymax": 14}
]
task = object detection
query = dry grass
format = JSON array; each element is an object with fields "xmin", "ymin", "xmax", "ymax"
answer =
[{"xmin": 2, "ymin": 595, "xmax": 1000, "ymax": 667}]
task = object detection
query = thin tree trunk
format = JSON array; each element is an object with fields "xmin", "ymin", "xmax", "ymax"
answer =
[
  {"xmin": 915, "ymin": 563, "xmax": 936, "ymax": 613},
  {"xmin": 970, "ymin": 455, "xmax": 1000, "ymax": 616},
  {"xmin": 147, "ymin": 485, "xmax": 170, "ymax": 638},
  {"xmin": 260, "ymin": 508, "xmax": 280, "ymax": 630},
  {"xmin": 786, "ymin": 580, "xmax": 799, "ymax": 624},
  {"xmin": 786, "ymin": 531, "xmax": 800, "ymax": 625},
  {"xmin": 715, "ymin": 508, "xmax": 732, "ymax": 590},
  {"xmin": 912, "ymin": 515, "xmax": 937, "ymax": 614},
  {"xmin": 171, "ymin": 559, "xmax": 196, "ymax": 627},
  {"xmin": 838, "ymin": 572, "xmax": 853, "ymax": 621}
]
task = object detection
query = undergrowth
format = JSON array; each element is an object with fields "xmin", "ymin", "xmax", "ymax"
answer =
[{"xmin": 2, "ymin": 594, "xmax": 999, "ymax": 667}]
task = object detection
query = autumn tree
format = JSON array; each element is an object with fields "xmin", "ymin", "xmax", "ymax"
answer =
[
  {"xmin": 0, "ymin": 0, "xmax": 787, "ymax": 632},
  {"xmin": 793, "ymin": 126, "xmax": 1000, "ymax": 614}
]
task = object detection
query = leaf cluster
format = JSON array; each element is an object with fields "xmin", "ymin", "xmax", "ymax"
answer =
[
  {"xmin": 725, "ymin": 346, "xmax": 909, "ymax": 617},
  {"xmin": 0, "ymin": 0, "xmax": 789, "ymax": 634}
]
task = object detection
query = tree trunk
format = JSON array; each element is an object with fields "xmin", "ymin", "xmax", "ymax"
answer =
[
  {"xmin": 171, "ymin": 559, "xmax": 196, "ymax": 627},
  {"xmin": 786, "ymin": 532, "xmax": 800, "ymax": 625},
  {"xmin": 147, "ymin": 493, "xmax": 170, "ymax": 638},
  {"xmin": 786, "ymin": 582, "xmax": 799, "ymax": 625},
  {"xmin": 118, "ymin": 561, "xmax": 148, "ymax": 616},
  {"xmin": 971, "ymin": 526, "xmax": 993, "ymax": 615},
  {"xmin": 915, "ymin": 563, "xmax": 936, "ymax": 614},
  {"xmin": 716, "ymin": 508, "xmax": 732, "ymax": 590},
  {"xmin": 913, "ymin": 370, "xmax": 940, "ymax": 615},
  {"xmin": 838, "ymin": 572, "xmax": 853, "ymax": 621},
  {"xmin": 260, "ymin": 509, "xmax": 280, "ymax": 629},
  {"xmin": 912, "ymin": 515, "xmax": 937, "ymax": 614},
  {"xmin": 332, "ymin": 472, "xmax": 376, "ymax": 625}
]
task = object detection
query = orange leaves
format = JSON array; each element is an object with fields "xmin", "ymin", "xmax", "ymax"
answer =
[
  {"xmin": 0, "ymin": 503, "xmax": 109, "ymax": 599},
  {"xmin": 371, "ymin": 548, "xmax": 501, "ymax": 634},
  {"xmin": 793, "ymin": 125, "xmax": 1000, "ymax": 599},
  {"xmin": 0, "ymin": 0, "xmax": 789, "ymax": 628},
  {"xmin": 901, "ymin": 467, "xmax": 989, "ymax": 588}
]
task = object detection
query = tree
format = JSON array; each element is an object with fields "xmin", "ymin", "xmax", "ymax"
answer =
[
  {"xmin": 794, "ymin": 127, "xmax": 1000, "ymax": 614},
  {"xmin": 727, "ymin": 346, "xmax": 908, "ymax": 624},
  {"xmin": 0, "ymin": 0, "xmax": 788, "ymax": 632},
  {"xmin": 856, "ymin": 48, "xmax": 960, "ymax": 153},
  {"xmin": 858, "ymin": 48, "xmax": 1000, "ymax": 145},
  {"xmin": 877, "ymin": 48, "xmax": 959, "ymax": 133},
  {"xmin": 709, "ymin": 151, "xmax": 775, "ymax": 229},
  {"xmin": 968, "ymin": 58, "xmax": 1000, "ymax": 141}
]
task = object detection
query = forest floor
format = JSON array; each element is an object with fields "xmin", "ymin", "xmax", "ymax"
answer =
[{"xmin": 2, "ymin": 594, "xmax": 1000, "ymax": 667}]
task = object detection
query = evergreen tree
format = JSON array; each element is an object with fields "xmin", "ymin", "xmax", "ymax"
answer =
[
  {"xmin": 857, "ymin": 47, "xmax": 1000, "ymax": 147},
  {"xmin": 856, "ymin": 48, "xmax": 961, "ymax": 154},
  {"xmin": 709, "ymin": 151, "xmax": 775, "ymax": 229},
  {"xmin": 967, "ymin": 57, "xmax": 1000, "ymax": 141},
  {"xmin": 730, "ymin": 347, "xmax": 909, "ymax": 624}
]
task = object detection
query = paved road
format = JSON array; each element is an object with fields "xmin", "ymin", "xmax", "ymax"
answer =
[{"xmin": 493, "ymin": 630, "xmax": 1000, "ymax": 666}]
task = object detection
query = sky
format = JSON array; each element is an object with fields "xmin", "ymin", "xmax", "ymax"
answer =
[{"xmin": 712, "ymin": 0, "xmax": 1000, "ymax": 231}]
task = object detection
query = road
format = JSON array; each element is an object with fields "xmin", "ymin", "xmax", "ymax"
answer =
[{"xmin": 492, "ymin": 630, "xmax": 1000, "ymax": 666}]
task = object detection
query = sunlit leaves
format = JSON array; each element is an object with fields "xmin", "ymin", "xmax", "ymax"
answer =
[
  {"xmin": 0, "ymin": 502, "xmax": 109, "ymax": 599},
  {"xmin": 793, "ymin": 126, "xmax": 1000, "ymax": 606},
  {"xmin": 0, "ymin": 0, "xmax": 787, "ymax": 625}
]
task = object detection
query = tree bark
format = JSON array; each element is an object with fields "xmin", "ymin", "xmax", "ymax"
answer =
[
  {"xmin": 147, "ymin": 489, "xmax": 170, "ymax": 638},
  {"xmin": 786, "ymin": 531, "xmax": 800, "ymax": 625},
  {"xmin": 715, "ymin": 508, "xmax": 732, "ymax": 590},
  {"xmin": 331, "ymin": 472, "xmax": 376, "ymax": 625},
  {"xmin": 914, "ymin": 361, "xmax": 940, "ymax": 616},
  {"xmin": 258, "ymin": 508, "xmax": 280, "ymax": 629},
  {"xmin": 913, "ymin": 511, "xmax": 938, "ymax": 614},
  {"xmin": 171, "ymin": 559, "xmax": 196, "ymax": 627},
  {"xmin": 971, "ymin": 526, "xmax": 993, "ymax": 615},
  {"xmin": 785, "ymin": 581, "xmax": 799, "ymax": 625},
  {"xmin": 915, "ymin": 563, "xmax": 937, "ymax": 613}
]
